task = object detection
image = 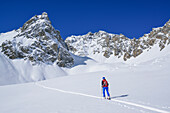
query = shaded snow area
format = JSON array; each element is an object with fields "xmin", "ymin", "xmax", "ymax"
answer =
[
  {"xmin": 0, "ymin": 53, "xmax": 66, "ymax": 85},
  {"xmin": 0, "ymin": 45, "xmax": 170, "ymax": 113},
  {"xmin": 0, "ymin": 52, "xmax": 19, "ymax": 85}
]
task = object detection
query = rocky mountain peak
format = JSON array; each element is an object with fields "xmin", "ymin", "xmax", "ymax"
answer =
[
  {"xmin": 65, "ymin": 20, "xmax": 170, "ymax": 61},
  {"xmin": 1, "ymin": 13, "xmax": 74, "ymax": 67},
  {"xmin": 21, "ymin": 12, "xmax": 50, "ymax": 32},
  {"xmin": 41, "ymin": 12, "xmax": 49, "ymax": 19}
]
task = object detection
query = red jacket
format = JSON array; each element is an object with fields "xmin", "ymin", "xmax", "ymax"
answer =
[{"xmin": 102, "ymin": 79, "xmax": 109, "ymax": 87}]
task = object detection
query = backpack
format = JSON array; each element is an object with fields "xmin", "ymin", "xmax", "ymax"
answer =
[{"xmin": 102, "ymin": 80, "xmax": 108, "ymax": 87}]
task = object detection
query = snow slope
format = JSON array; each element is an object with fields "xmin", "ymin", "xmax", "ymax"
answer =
[
  {"xmin": 0, "ymin": 55, "xmax": 67, "ymax": 85},
  {"xmin": 0, "ymin": 30, "xmax": 18, "ymax": 45},
  {"xmin": 0, "ymin": 45, "xmax": 170, "ymax": 113},
  {"xmin": 0, "ymin": 52, "xmax": 20, "ymax": 85}
]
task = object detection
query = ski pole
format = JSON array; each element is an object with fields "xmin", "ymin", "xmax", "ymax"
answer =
[{"xmin": 101, "ymin": 87, "xmax": 103, "ymax": 99}]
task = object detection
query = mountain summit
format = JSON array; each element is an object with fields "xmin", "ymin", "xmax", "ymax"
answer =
[
  {"xmin": 0, "ymin": 12, "xmax": 74, "ymax": 67},
  {"xmin": 65, "ymin": 20, "xmax": 170, "ymax": 61}
]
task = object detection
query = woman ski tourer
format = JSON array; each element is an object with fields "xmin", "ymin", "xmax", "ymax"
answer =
[{"xmin": 101, "ymin": 77, "xmax": 111, "ymax": 100}]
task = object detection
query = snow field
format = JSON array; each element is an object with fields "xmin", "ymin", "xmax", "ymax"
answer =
[
  {"xmin": 36, "ymin": 82, "xmax": 170, "ymax": 113},
  {"xmin": 0, "ymin": 63, "xmax": 170, "ymax": 113}
]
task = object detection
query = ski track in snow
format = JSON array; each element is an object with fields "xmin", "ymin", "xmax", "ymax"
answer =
[{"xmin": 35, "ymin": 83, "xmax": 170, "ymax": 113}]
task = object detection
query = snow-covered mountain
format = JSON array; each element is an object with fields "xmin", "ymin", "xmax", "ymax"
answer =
[
  {"xmin": 0, "ymin": 12, "xmax": 74, "ymax": 85},
  {"xmin": 0, "ymin": 12, "xmax": 74, "ymax": 67},
  {"xmin": 0, "ymin": 12, "xmax": 169, "ymax": 86},
  {"xmin": 0, "ymin": 12, "xmax": 170, "ymax": 113},
  {"xmin": 65, "ymin": 20, "xmax": 170, "ymax": 62}
]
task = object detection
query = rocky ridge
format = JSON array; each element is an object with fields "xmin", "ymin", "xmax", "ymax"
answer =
[
  {"xmin": 0, "ymin": 12, "xmax": 74, "ymax": 67},
  {"xmin": 65, "ymin": 20, "xmax": 170, "ymax": 61}
]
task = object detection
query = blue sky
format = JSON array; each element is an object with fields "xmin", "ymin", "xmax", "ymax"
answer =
[{"xmin": 0, "ymin": 0, "xmax": 170, "ymax": 39}]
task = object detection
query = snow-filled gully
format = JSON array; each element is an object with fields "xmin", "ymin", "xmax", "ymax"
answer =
[{"xmin": 36, "ymin": 83, "xmax": 170, "ymax": 113}]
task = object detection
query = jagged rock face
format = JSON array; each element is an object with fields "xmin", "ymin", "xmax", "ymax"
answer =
[
  {"xmin": 65, "ymin": 19, "xmax": 170, "ymax": 61},
  {"xmin": 141, "ymin": 19, "xmax": 170, "ymax": 51},
  {"xmin": 65, "ymin": 31, "xmax": 133, "ymax": 60},
  {"xmin": 0, "ymin": 12, "xmax": 74, "ymax": 67}
]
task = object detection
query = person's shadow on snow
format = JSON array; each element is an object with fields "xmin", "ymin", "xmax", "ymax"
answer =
[{"xmin": 111, "ymin": 94, "xmax": 128, "ymax": 99}]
